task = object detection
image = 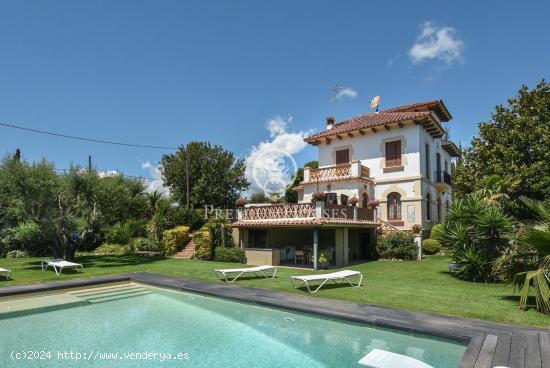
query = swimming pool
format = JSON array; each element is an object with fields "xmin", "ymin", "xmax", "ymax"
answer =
[{"xmin": 0, "ymin": 283, "xmax": 466, "ymax": 367}]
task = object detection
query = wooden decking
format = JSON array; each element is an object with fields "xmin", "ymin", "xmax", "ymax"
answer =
[{"xmin": 460, "ymin": 331, "xmax": 550, "ymax": 368}]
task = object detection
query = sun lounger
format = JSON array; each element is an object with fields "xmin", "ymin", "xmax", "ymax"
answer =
[
  {"xmin": 358, "ymin": 349, "xmax": 433, "ymax": 368},
  {"xmin": 0, "ymin": 268, "xmax": 11, "ymax": 280},
  {"xmin": 215, "ymin": 265, "xmax": 277, "ymax": 283},
  {"xmin": 290, "ymin": 270, "xmax": 362, "ymax": 293},
  {"xmin": 41, "ymin": 259, "xmax": 83, "ymax": 275}
]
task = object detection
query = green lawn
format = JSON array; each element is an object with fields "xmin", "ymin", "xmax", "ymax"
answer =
[{"xmin": 1, "ymin": 255, "xmax": 549, "ymax": 328}]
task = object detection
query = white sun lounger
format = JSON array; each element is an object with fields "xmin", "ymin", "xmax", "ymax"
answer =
[
  {"xmin": 358, "ymin": 349, "xmax": 433, "ymax": 368},
  {"xmin": 41, "ymin": 259, "xmax": 83, "ymax": 275},
  {"xmin": 215, "ymin": 265, "xmax": 277, "ymax": 283},
  {"xmin": 0, "ymin": 268, "xmax": 11, "ymax": 280},
  {"xmin": 290, "ymin": 270, "xmax": 362, "ymax": 293}
]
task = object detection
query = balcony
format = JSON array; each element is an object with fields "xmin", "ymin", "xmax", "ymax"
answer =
[
  {"xmin": 234, "ymin": 202, "xmax": 376, "ymax": 226},
  {"xmin": 434, "ymin": 170, "xmax": 452, "ymax": 189},
  {"xmin": 303, "ymin": 161, "xmax": 371, "ymax": 184}
]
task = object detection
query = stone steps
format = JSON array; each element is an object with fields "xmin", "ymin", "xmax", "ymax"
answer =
[{"xmin": 174, "ymin": 239, "xmax": 195, "ymax": 259}]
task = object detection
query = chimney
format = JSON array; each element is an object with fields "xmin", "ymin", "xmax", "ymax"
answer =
[{"xmin": 326, "ymin": 116, "xmax": 335, "ymax": 130}]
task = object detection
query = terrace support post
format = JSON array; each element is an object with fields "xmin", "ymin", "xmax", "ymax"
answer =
[
  {"xmin": 353, "ymin": 206, "xmax": 358, "ymax": 221},
  {"xmin": 313, "ymin": 229, "xmax": 319, "ymax": 271},
  {"xmin": 304, "ymin": 167, "xmax": 311, "ymax": 182},
  {"xmin": 351, "ymin": 160, "xmax": 360, "ymax": 177}
]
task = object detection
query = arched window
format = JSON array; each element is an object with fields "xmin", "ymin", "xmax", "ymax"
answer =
[
  {"xmin": 426, "ymin": 193, "xmax": 432, "ymax": 221},
  {"xmin": 437, "ymin": 197, "xmax": 442, "ymax": 223},
  {"xmin": 387, "ymin": 192, "xmax": 401, "ymax": 220},
  {"xmin": 362, "ymin": 193, "xmax": 369, "ymax": 208}
]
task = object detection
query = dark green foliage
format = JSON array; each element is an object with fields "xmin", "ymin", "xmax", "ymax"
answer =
[
  {"xmin": 0, "ymin": 155, "xmax": 148, "ymax": 259},
  {"xmin": 440, "ymin": 195, "xmax": 513, "ymax": 282},
  {"xmin": 284, "ymin": 160, "xmax": 318, "ymax": 203},
  {"xmin": 131, "ymin": 237, "xmax": 163, "ymax": 252},
  {"xmin": 452, "ymin": 246, "xmax": 494, "ymax": 282},
  {"xmin": 422, "ymin": 239, "xmax": 441, "ymax": 255},
  {"xmin": 214, "ymin": 246, "xmax": 245, "ymax": 263},
  {"xmin": 161, "ymin": 141, "xmax": 249, "ymax": 208},
  {"xmin": 453, "ymin": 80, "xmax": 550, "ymax": 217},
  {"xmin": 167, "ymin": 207, "xmax": 205, "ymax": 231},
  {"xmin": 0, "ymin": 221, "xmax": 52, "ymax": 257},
  {"xmin": 249, "ymin": 191, "xmax": 271, "ymax": 204},
  {"xmin": 376, "ymin": 232, "xmax": 417, "ymax": 260},
  {"xmin": 105, "ymin": 219, "xmax": 147, "ymax": 245}
]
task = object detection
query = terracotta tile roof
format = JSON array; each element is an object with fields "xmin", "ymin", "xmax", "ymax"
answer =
[
  {"xmin": 381, "ymin": 99, "xmax": 452, "ymax": 121},
  {"xmin": 304, "ymin": 111, "xmax": 432, "ymax": 143},
  {"xmin": 232, "ymin": 218, "xmax": 377, "ymax": 228}
]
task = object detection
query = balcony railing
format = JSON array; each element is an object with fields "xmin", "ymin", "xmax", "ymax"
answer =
[
  {"xmin": 241, "ymin": 203, "xmax": 315, "ymax": 220},
  {"xmin": 434, "ymin": 170, "xmax": 452, "ymax": 186},
  {"xmin": 238, "ymin": 202, "xmax": 375, "ymax": 223},
  {"xmin": 304, "ymin": 161, "xmax": 370, "ymax": 184}
]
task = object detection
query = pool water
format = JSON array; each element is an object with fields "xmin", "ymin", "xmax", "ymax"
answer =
[{"xmin": 0, "ymin": 284, "xmax": 466, "ymax": 367}]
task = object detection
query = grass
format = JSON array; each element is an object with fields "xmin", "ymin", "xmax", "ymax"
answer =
[{"xmin": 1, "ymin": 255, "xmax": 549, "ymax": 328}]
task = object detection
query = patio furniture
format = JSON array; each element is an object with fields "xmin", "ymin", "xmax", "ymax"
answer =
[
  {"xmin": 290, "ymin": 270, "xmax": 362, "ymax": 293},
  {"xmin": 358, "ymin": 349, "xmax": 433, "ymax": 368},
  {"xmin": 41, "ymin": 259, "xmax": 83, "ymax": 275},
  {"xmin": 0, "ymin": 268, "xmax": 11, "ymax": 280},
  {"xmin": 214, "ymin": 265, "xmax": 277, "ymax": 283},
  {"xmin": 295, "ymin": 250, "xmax": 305, "ymax": 264}
]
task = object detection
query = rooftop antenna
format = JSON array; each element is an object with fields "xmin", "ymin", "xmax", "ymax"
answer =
[{"xmin": 370, "ymin": 96, "xmax": 381, "ymax": 112}]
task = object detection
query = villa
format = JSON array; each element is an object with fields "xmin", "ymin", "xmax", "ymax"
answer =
[{"xmin": 233, "ymin": 100, "xmax": 461, "ymax": 269}]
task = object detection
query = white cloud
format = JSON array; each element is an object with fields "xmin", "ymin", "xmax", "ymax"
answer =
[
  {"xmin": 333, "ymin": 86, "xmax": 358, "ymax": 102},
  {"xmin": 245, "ymin": 116, "xmax": 310, "ymax": 196},
  {"xmin": 409, "ymin": 22, "xmax": 464, "ymax": 65},
  {"xmin": 141, "ymin": 161, "xmax": 170, "ymax": 196}
]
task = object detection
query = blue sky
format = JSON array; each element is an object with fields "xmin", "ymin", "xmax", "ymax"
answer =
[{"xmin": 0, "ymin": 1, "xmax": 548, "ymax": 192}]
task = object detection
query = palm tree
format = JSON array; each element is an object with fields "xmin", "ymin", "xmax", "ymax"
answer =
[
  {"xmin": 474, "ymin": 175, "xmax": 515, "ymax": 207},
  {"xmin": 512, "ymin": 197, "xmax": 550, "ymax": 313}
]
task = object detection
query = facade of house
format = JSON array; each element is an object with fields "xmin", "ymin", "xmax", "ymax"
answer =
[{"xmin": 232, "ymin": 100, "xmax": 460, "ymax": 269}]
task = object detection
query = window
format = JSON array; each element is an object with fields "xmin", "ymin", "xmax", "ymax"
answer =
[
  {"xmin": 385, "ymin": 140, "xmax": 401, "ymax": 167},
  {"xmin": 425, "ymin": 144, "xmax": 430, "ymax": 179},
  {"xmin": 340, "ymin": 194, "xmax": 349, "ymax": 206},
  {"xmin": 387, "ymin": 192, "xmax": 402, "ymax": 220},
  {"xmin": 436, "ymin": 152, "xmax": 441, "ymax": 181},
  {"xmin": 362, "ymin": 193, "xmax": 369, "ymax": 208},
  {"xmin": 335, "ymin": 149, "xmax": 350, "ymax": 165},
  {"xmin": 250, "ymin": 230, "xmax": 267, "ymax": 248},
  {"xmin": 426, "ymin": 193, "xmax": 432, "ymax": 221},
  {"xmin": 325, "ymin": 193, "xmax": 337, "ymax": 205}
]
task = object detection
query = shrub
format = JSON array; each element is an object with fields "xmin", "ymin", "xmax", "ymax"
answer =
[
  {"xmin": 162, "ymin": 226, "xmax": 190, "ymax": 255},
  {"xmin": 193, "ymin": 228, "xmax": 212, "ymax": 260},
  {"xmin": 106, "ymin": 219, "xmax": 147, "ymax": 245},
  {"xmin": 376, "ymin": 232, "xmax": 417, "ymax": 260},
  {"xmin": 312, "ymin": 191, "xmax": 325, "ymax": 202},
  {"xmin": 6, "ymin": 250, "xmax": 29, "ymax": 258},
  {"xmin": 430, "ymin": 223, "xmax": 445, "ymax": 240},
  {"xmin": 1, "ymin": 221, "xmax": 51, "ymax": 256},
  {"xmin": 214, "ymin": 246, "xmax": 245, "ymax": 263},
  {"xmin": 167, "ymin": 207, "xmax": 205, "ymax": 231},
  {"xmin": 411, "ymin": 224, "xmax": 423, "ymax": 234},
  {"xmin": 440, "ymin": 196, "xmax": 513, "ymax": 282},
  {"xmin": 93, "ymin": 243, "xmax": 133, "ymax": 256},
  {"xmin": 422, "ymin": 239, "xmax": 441, "ymax": 255},
  {"xmin": 451, "ymin": 246, "xmax": 494, "ymax": 282},
  {"xmin": 131, "ymin": 237, "xmax": 163, "ymax": 252}
]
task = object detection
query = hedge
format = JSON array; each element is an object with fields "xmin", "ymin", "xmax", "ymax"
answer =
[
  {"xmin": 214, "ymin": 246, "xmax": 245, "ymax": 263},
  {"xmin": 192, "ymin": 228, "xmax": 213, "ymax": 260},
  {"xmin": 376, "ymin": 232, "xmax": 417, "ymax": 260},
  {"xmin": 162, "ymin": 226, "xmax": 190, "ymax": 255},
  {"xmin": 430, "ymin": 223, "xmax": 445, "ymax": 241},
  {"xmin": 422, "ymin": 238, "xmax": 441, "ymax": 255}
]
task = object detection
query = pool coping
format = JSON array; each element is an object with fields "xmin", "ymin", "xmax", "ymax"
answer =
[{"xmin": 1, "ymin": 272, "xmax": 548, "ymax": 368}]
